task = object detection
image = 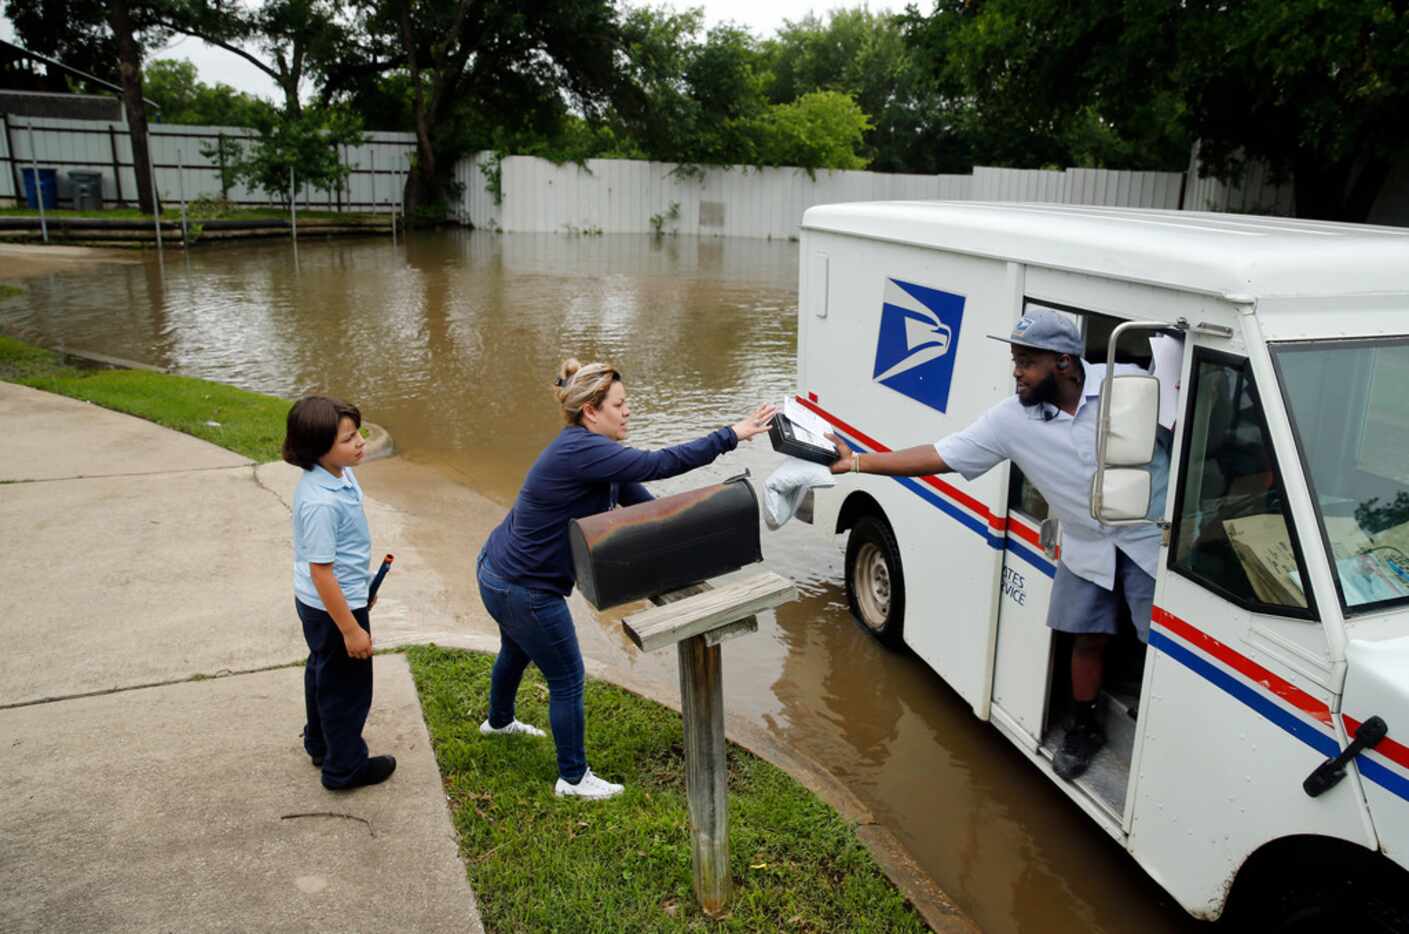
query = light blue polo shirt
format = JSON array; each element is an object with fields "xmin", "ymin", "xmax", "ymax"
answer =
[
  {"xmin": 292, "ymin": 465, "xmax": 371, "ymax": 611},
  {"xmin": 935, "ymin": 361, "xmax": 1169, "ymax": 591}
]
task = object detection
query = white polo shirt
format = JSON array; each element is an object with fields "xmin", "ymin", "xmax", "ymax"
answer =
[{"xmin": 934, "ymin": 362, "xmax": 1167, "ymax": 590}]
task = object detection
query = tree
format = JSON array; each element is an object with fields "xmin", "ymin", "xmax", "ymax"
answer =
[
  {"xmin": 1175, "ymin": 0, "xmax": 1409, "ymax": 221},
  {"xmin": 903, "ymin": 0, "xmax": 1409, "ymax": 221},
  {"xmin": 6, "ymin": 0, "xmax": 166, "ymax": 211},
  {"xmin": 757, "ymin": 90, "xmax": 872, "ymax": 173},
  {"xmin": 3, "ymin": 0, "xmax": 117, "ymax": 93},
  {"xmin": 371, "ymin": 0, "xmax": 625, "ymax": 220},
  {"xmin": 765, "ymin": 9, "xmax": 954, "ymax": 173},
  {"xmin": 148, "ymin": 0, "xmax": 391, "ymax": 118},
  {"xmin": 144, "ymin": 58, "xmax": 276, "ymax": 125},
  {"xmin": 900, "ymin": 0, "xmax": 1191, "ymax": 173},
  {"xmin": 228, "ymin": 106, "xmax": 363, "ymax": 204},
  {"xmin": 110, "ymin": 0, "xmax": 163, "ymax": 213}
]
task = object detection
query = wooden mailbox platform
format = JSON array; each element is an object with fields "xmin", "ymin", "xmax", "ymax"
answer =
[{"xmin": 622, "ymin": 570, "xmax": 797, "ymax": 917}]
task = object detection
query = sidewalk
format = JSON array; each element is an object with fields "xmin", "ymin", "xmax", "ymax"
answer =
[
  {"xmin": 0, "ymin": 382, "xmax": 483, "ymax": 933},
  {"xmin": 0, "ymin": 380, "xmax": 975, "ymax": 933}
]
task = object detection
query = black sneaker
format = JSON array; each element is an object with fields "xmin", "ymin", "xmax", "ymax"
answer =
[
  {"xmin": 1053, "ymin": 724, "xmax": 1105, "ymax": 780},
  {"xmin": 310, "ymin": 754, "xmax": 324, "ymax": 768},
  {"xmin": 324, "ymin": 754, "xmax": 397, "ymax": 790}
]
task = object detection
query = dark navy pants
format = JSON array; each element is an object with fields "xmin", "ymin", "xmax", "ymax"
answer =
[
  {"xmin": 477, "ymin": 552, "xmax": 587, "ymax": 783},
  {"xmin": 297, "ymin": 600, "xmax": 372, "ymax": 788}
]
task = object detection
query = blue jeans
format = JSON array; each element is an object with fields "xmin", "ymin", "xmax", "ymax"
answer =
[{"xmin": 476, "ymin": 552, "xmax": 587, "ymax": 783}]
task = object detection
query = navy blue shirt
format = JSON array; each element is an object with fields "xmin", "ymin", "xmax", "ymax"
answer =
[{"xmin": 484, "ymin": 424, "xmax": 739, "ymax": 595}]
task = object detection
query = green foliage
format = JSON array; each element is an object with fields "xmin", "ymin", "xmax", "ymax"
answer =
[
  {"xmin": 758, "ymin": 91, "xmax": 872, "ymax": 174},
  {"xmin": 763, "ymin": 9, "xmax": 940, "ymax": 173},
  {"xmin": 405, "ymin": 645, "xmax": 927, "ymax": 934},
  {"xmin": 1174, "ymin": 0, "xmax": 1409, "ymax": 220},
  {"xmin": 0, "ymin": 335, "xmax": 289, "ymax": 462},
  {"xmin": 4, "ymin": 0, "xmax": 125, "ymax": 94},
  {"xmin": 229, "ymin": 106, "xmax": 365, "ymax": 205},
  {"xmin": 648, "ymin": 201, "xmax": 680, "ymax": 236},
  {"xmin": 902, "ymin": 0, "xmax": 1409, "ymax": 219},
  {"xmin": 901, "ymin": 0, "xmax": 1192, "ymax": 172},
  {"xmin": 604, "ymin": 10, "xmax": 874, "ymax": 171},
  {"xmin": 479, "ymin": 152, "xmax": 505, "ymax": 207},
  {"xmin": 144, "ymin": 59, "xmax": 276, "ymax": 127},
  {"xmin": 197, "ymin": 133, "xmax": 249, "ymax": 200}
]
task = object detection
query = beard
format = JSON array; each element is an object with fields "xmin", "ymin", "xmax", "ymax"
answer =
[{"xmin": 1019, "ymin": 370, "xmax": 1060, "ymax": 409}]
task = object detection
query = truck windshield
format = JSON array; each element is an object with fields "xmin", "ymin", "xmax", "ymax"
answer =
[{"xmin": 1273, "ymin": 338, "xmax": 1409, "ymax": 614}]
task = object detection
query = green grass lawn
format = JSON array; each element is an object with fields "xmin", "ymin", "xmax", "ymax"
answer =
[
  {"xmin": 0, "ymin": 334, "xmax": 288, "ymax": 462},
  {"xmin": 0, "ymin": 283, "xmax": 23, "ymax": 301},
  {"xmin": 406, "ymin": 644, "xmax": 926, "ymax": 933}
]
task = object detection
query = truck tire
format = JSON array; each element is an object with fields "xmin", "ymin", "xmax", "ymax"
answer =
[
  {"xmin": 1223, "ymin": 847, "xmax": 1409, "ymax": 933},
  {"xmin": 845, "ymin": 514, "xmax": 906, "ymax": 650}
]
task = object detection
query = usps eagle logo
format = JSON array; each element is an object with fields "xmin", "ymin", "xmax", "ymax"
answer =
[{"xmin": 872, "ymin": 278, "xmax": 966, "ymax": 413}]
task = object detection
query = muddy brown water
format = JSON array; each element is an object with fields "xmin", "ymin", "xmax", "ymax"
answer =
[{"xmin": 2, "ymin": 231, "xmax": 1204, "ymax": 933}]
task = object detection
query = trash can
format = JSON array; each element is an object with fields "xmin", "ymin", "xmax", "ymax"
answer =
[
  {"xmin": 569, "ymin": 476, "xmax": 763, "ymax": 610},
  {"xmin": 20, "ymin": 167, "xmax": 58, "ymax": 210},
  {"xmin": 68, "ymin": 171, "xmax": 103, "ymax": 211}
]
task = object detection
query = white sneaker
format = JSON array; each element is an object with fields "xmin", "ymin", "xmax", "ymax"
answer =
[
  {"xmin": 554, "ymin": 768, "xmax": 624, "ymax": 800},
  {"xmin": 479, "ymin": 718, "xmax": 546, "ymax": 738}
]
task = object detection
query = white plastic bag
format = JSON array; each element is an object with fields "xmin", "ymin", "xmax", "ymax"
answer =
[{"xmin": 763, "ymin": 459, "xmax": 836, "ymax": 530}]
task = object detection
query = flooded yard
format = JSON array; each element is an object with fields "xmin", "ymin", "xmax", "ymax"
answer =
[{"xmin": 1, "ymin": 231, "xmax": 1203, "ymax": 934}]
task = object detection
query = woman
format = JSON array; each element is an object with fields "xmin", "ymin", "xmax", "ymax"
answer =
[{"xmin": 476, "ymin": 358, "xmax": 775, "ymax": 799}]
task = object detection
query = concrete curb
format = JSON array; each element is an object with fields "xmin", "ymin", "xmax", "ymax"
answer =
[
  {"xmin": 362, "ymin": 421, "xmax": 395, "ymax": 462},
  {"xmin": 8, "ymin": 345, "xmax": 400, "ymax": 464}
]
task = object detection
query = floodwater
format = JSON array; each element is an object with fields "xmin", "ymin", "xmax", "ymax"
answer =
[{"xmin": 2, "ymin": 232, "xmax": 1204, "ymax": 934}]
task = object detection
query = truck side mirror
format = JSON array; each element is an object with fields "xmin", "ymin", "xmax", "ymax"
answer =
[
  {"xmin": 1104, "ymin": 375, "xmax": 1159, "ymax": 466},
  {"xmin": 1092, "ymin": 373, "xmax": 1160, "ymax": 525},
  {"xmin": 1091, "ymin": 469, "xmax": 1152, "ymax": 522}
]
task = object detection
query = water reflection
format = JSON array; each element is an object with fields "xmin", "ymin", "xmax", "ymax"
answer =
[{"xmin": 2, "ymin": 231, "xmax": 1203, "ymax": 933}]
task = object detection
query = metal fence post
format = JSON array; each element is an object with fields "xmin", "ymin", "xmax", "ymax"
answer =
[
  {"xmin": 290, "ymin": 164, "xmax": 298, "ymax": 242},
  {"xmin": 176, "ymin": 148, "xmax": 189, "ymax": 246},
  {"xmin": 25, "ymin": 120, "xmax": 48, "ymax": 244},
  {"xmin": 108, "ymin": 124, "xmax": 124, "ymax": 207},
  {"xmin": 147, "ymin": 130, "xmax": 163, "ymax": 251}
]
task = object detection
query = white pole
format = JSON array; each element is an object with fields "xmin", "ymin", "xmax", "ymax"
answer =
[
  {"xmin": 147, "ymin": 130, "xmax": 163, "ymax": 252},
  {"xmin": 25, "ymin": 120, "xmax": 48, "ymax": 244},
  {"xmin": 369, "ymin": 147, "xmax": 378, "ymax": 223},
  {"xmin": 289, "ymin": 164, "xmax": 298, "ymax": 242},
  {"xmin": 176, "ymin": 148, "xmax": 189, "ymax": 246}
]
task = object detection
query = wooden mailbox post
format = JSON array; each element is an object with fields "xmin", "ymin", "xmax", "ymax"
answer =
[{"xmin": 622, "ymin": 570, "xmax": 798, "ymax": 917}]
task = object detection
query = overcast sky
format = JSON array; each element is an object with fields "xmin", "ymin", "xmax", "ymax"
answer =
[{"xmin": 2, "ymin": 2, "xmax": 915, "ymax": 104}]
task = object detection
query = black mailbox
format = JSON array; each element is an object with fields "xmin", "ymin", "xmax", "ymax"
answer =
[{"xmin": 569, "ymin": 476, "xmax": 762, "ymax": 610}]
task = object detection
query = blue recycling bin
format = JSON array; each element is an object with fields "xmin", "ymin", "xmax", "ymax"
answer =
[{"xmin": 21, "ymin": 168, "xmax": 58, "ymax": 210}]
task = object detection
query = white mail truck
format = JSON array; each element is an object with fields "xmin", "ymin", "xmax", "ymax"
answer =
[{"xmin": 796, "ymin": 201, "xmax": 1409, "ymax": 926}]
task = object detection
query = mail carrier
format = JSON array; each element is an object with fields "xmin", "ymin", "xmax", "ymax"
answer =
[{"xmin": 796, "ymin": 202, "xmax": 1409, "ymax": 926}]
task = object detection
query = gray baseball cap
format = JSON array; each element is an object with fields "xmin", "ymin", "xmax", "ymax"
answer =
[{"xmin": 988, "ymin": 308, "xmax": 1083, "ymax": 356}]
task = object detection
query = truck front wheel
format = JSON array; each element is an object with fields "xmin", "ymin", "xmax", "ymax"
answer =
[{"xmin": 845, "ymin": 514, "xmax": 906, "ymax": 650}]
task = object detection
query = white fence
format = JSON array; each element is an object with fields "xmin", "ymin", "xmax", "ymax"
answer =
[
  {"xmin": 971, "ymin": 165, "xmax": 1186, "ymax": 209},
  {"xmin": 455, "ymin": 154, "xmax": 1302, "ymax": 236},
  {"xmin": 0, "ymin": 111, "xmax": 1319, "ymax": 231},
  {"xmin": 1181, "ymin": 142, "xmax": 1296, "ymax": 216},
  {"xmin": 456, "ymin": 152, "xmax": 972, "ymax": 239},
  {"xmin": 0, "ymin": 114, "xmax": 416, "ymax": 212}
]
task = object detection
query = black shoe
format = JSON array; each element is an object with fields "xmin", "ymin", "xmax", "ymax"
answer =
[
  {"xmin": 324, "ymin": 754, "xmax": 397, "ymax": 790},
  {"xmin": 1053, "ymin": 724, "xmax": 1105, "ymax": 780},
  {"xmin": 310, "ymin": 754, "xmax": 324, "ymax": 768}
]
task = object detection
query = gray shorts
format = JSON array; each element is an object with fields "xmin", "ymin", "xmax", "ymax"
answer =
[{"xmin": 1045, "ymin": 549, "xmax": 1155, "ymax": 643}]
